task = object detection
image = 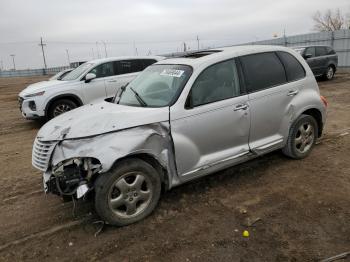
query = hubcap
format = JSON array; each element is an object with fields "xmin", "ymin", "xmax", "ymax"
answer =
[
  {"xmin": 294, "ymin": 123, "xmax": 314, "ymax": 154},
  {"xmin": 53, "ymin": 103, "xmax": 72, "ymax": 116},
  {"xmin": 108, "ymin": 172, "xmax": 152, "ymax": 218},
  {"xmin": 327, "ymin": 67, "xmax": 334, "ymax": 79}
]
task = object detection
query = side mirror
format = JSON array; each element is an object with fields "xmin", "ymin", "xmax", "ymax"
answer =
[
  {"xmin": 85, "ymin": 73, "xmax": 96, "ymax": 83},
  {"xmin": 304, "ymin": 53, "xmax": 312, "ymax": 59}
]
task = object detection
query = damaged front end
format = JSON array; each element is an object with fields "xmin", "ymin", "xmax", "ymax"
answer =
[{"xmin": 44, "ymin": 158, "xmax": 102, "ymax": 199}]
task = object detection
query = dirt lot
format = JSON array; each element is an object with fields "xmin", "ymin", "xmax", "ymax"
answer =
[{"xmin": 0, "ymin": 74, "xmax": 349, "ymax": 261}]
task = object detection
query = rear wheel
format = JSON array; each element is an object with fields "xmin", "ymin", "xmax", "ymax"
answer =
[
  {"xmin": 94, "ymin": 159, "xmax": 161, "ymax": 226},
  {"xmin": 282, "ymin": 114, "xmax": 318, "ymax": 159},
  {"xmin": 48, "ymin": 99, "xmax": 77, "ymax": 119}
]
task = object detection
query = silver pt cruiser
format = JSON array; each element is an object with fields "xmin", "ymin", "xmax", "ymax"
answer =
[{"xmin": 32, "ymin": 45, "xmax": 327, "ymax": 226}]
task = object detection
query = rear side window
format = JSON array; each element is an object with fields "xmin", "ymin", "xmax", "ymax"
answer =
[
  {"xmin": 326, "ymin": 47, "xmax": 336, "ymax": 55},
  {"xmin": 114, "ymin": 59, "xmax": 157, "ymax": 75},
  {"xmin": 315, "ymin": 46, "xmax": 327, "ymax": 57},
  {"xmin": 277, "ymin": 51, "xmax": 305, "ymax": 82},
  {"xmin": 142, "ymin": 59, "xmax": 157, "ymax": 69},
  {"xmin": 240, "ymin": 52, "xmax": 287, "ymax": 93}
]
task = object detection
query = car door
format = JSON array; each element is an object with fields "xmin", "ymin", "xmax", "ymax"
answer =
[
  {"xmin": 239, "ymin": 51, "xmax": 303, "ymax": 154},
  {"xmin": 303, "ymin": 47, "xmax": 319, "ymax": 75},
  {"xmin": 83, "ymin": 62, "xmax": 113, "ymax": 103},
  {"xmin": 105, "ymin": 59, "xmax": 157, "ymax": 98},
  {"xmin": 315, "ymin": 46, "xmax": 328, "ymax": 74},
  {"xmin": 170, "ymin": 59, "xmax": 250, "ymax": 181}
]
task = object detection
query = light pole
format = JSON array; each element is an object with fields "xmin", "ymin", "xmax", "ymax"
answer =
[
  {"xmin": 66, "ymin": 49, "xmax": 71, "ymax": 67},
  {"xmin": 102, "ymin": 41, "xmax": 108, "ymax": 57},
  {"xmin": 10, "ymin": 54, "xmax": 16, "ymax": 71}
]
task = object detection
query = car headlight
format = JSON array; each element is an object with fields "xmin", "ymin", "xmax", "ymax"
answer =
[{"xmin": 25, "ymin": 91, "xmax": 45, "ymax": 98}]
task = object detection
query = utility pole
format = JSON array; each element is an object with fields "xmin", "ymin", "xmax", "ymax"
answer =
[
  {"xmin": 183, "ymin": 42, "xmax": 187, "ymax": 52},
  {"xmin": 66, "ymin": 49, "xmax": 71, "ymax": 67},
  {"xmin": 38, "ymin": 37, "xmax": 47, "ymax": 73},
  {"xmin": 283, "ymin": 28, "xmax": 287, "ymax": 47},
  {"xmin": 196, "ymin": 35, "xmax": 200, "ymax": 50},
  {"xmin": 91, "ymin": 48, "xmax": 95, "ymax": 59},
  {"xmin": 10, "ymin": 54, "xmax": 16, "ymax": 71},
  {"xmin": 95, "ymin": 42, "xmax": 100, "ymax": 58},
  {"xmin": 102, "ymin": 41, "xmax": 108, "ymax": 57},
  {"xmin": 0, "ymin": 60, "xmax": 3, "ymax": 71},
  {"xmin": 133, "ymin": 41, "xmax": 138, "ymax": 56}
]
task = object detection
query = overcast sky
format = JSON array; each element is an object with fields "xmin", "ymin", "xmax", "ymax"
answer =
[{"xmin": 0, "ymin": 0, "xmax": 349, "ymax": 70}]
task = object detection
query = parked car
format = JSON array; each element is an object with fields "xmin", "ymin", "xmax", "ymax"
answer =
[
  {"xmin": 49, "ymin": 68, "xmax": 74, "ymax": 81},
  {"xmin": 33, "ymin": 45, "xmax": 327, "ymax": 226},
  {"xmin": 292, "ymin": 45, "xmax": 338, "ymax": 80},
  {"xmin": 18, "ymin": 56, "xmax": 164, "ymax": 120}
]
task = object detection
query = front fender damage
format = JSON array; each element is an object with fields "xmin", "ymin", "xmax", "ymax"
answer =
[{"xmin": 48, "ymin": 122, "xmax": 179, "ymax": 198}]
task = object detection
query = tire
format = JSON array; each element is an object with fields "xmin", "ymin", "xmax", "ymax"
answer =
[
  {"xmin": 94, "ymin": 158, "xmax": 161, "ymax": 226},
  {"xmin": 48, "ymin": 99, "xmax": 78, "ymax": 119},
  {"xmin": 324, "ymin": 66, "xmax": 335, "ymax": 80},
  {"xmin": 282, "ymin": 114, "xmax": 318, "ymax": 159}
]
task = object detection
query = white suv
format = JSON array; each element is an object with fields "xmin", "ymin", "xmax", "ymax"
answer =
[{"xmin": 18, "ymin": 56, "xmax": 164, "ymax": 120}]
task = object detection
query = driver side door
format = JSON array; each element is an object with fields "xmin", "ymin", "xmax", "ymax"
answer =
[
  {"xmin": 82, "ymin": 62, "xmax": 113, "ymax": 103},
  {"xmin": 170, "ymin": 59, "xmax": 250, "ymax": 181}
]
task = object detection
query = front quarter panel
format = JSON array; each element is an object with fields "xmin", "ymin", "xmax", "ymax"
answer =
[{"xmin": 50, "ymin": 122, "xmax": 180, "ymax": 189}]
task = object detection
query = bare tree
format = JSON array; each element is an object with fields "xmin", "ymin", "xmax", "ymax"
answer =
[{"xmin": 312, "ymin": 9, "xmax": 347, "ymax": 31}]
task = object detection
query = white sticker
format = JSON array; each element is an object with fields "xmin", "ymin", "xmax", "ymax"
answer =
[{"xmin": 160, "ymin": 69, "xmax": 184, "ymax": 78}]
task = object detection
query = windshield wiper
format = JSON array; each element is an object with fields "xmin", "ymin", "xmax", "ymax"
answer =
[{"xmin": 129, "ymin": 87, "xmax": 147, "ymax": 107}]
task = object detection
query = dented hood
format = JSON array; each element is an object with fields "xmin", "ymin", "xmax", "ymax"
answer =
[{"xmin": 37, "ymin": 102, "xmax": 170, "ymax": 141}]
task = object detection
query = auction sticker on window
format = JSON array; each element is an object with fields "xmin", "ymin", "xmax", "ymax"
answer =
[{"xmin": 160, "ymin": 69, "xmax": 184, "ymax": 78}]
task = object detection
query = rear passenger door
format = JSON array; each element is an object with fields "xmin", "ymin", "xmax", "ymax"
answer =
[
  {"xmin": 315, "ymin": 46, "xmax": 328, "ymax": 74},
  {"xmin": 105, "ymin": 59, "xmax": 157, "ymax": 98},
  {"xmin": 239, "ymin": 51, "xmax": 305, "ymax": 154}
]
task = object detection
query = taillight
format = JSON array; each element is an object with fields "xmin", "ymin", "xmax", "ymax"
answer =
[{"xmin": 320, "ymin": 96, "xmax": 328, "ymax": 107}]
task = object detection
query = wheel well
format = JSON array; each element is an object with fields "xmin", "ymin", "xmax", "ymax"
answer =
[
  {"xmin": 329, "ymin": 64, "xmax": 336, "ymax": 72},
  {"xmin": 111, "ymin": 153, "xmax": 169, "ymax": 191},
  {"xmin": 301, "ymin": 108, "xmax": 323, "ymax": 137},
  {"xmin": 45, "ymin": 95, "xmax": 83, "ymax": 115}
]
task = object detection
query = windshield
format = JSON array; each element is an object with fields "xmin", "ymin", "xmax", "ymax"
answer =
[
  {"xmin": 61, "ymin": 63, "xmax": 95, "ymax": 81},
  {"xmin": 118, "ymin": 64, "xmax": 192, "ymax": 107}
]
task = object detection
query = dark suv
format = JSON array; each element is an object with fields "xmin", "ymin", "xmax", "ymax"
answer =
[{"xmin": 293, "ymin": 46, "xmax": 338, "ymax": 80}]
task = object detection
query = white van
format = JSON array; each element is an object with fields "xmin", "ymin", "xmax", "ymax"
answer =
[{"xmin": 18, "ymin": 56, "xmax": 164, "ymax": 120}]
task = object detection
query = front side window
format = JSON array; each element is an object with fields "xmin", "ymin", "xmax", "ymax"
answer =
[
  {"xmin": 89, "ymin": 62, "xmax": 115, "ymax": 78},
  {"xmin": 240, "ymin": 52, "xmax": 287, "ymax": 93},
  {"xmin": 305, "ymin": 47, "xmax": 316, "ymax": 57},
  {"xmin": 118, "ymin": 64, "xmax": 192, "ymax": 107},
  {"xmin": 277, "ymin": 51, "xmax": 305, "ymax": 82},
  {"xmin": 189, "ymin": 59, "xmax": 240, "ymax": 107}
]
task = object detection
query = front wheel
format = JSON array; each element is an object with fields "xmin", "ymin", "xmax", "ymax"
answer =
[
  {"xmin": 94, "ymin": 159, "xmax": 161, "ymax": 226},
  {"xmin": 48, "ymin": 99, "xmax": 77, "ymax": 119},
  {"xmin": 324, "ymin": 66, "xmax": 335, "ymax": 80},
  {"xmin": 282, "ymin": 114, "xmax": 318, "ymax": 159}
]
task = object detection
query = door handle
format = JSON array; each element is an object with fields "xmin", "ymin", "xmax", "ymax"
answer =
[
  {"xmin": 234, "ymin": 104, "xmax": 248, "ymax": 111},
  {"xmin": 287, "ymin": 90, "xmax": 299, "ymax": 96},
  {"xmin": 107, "ymin": 80, "xmax": 117, "ymax": 83}
]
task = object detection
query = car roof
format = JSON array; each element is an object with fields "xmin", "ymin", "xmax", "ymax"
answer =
[
  {"xmin": 291, "ymin": 45, "xmax": 331, "ymax": 49},
  {"xmin": 156, "ymin": 45, "xmax": 295, "ymax": 69},
  {"xmin": 88, "ymin": 56, "xmax": 164, "ymax": 65}
]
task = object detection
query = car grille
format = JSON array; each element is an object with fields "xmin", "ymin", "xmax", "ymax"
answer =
[{"xmin": 32, "ymin": 138, "xmax": 56, "ymax": 171}]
